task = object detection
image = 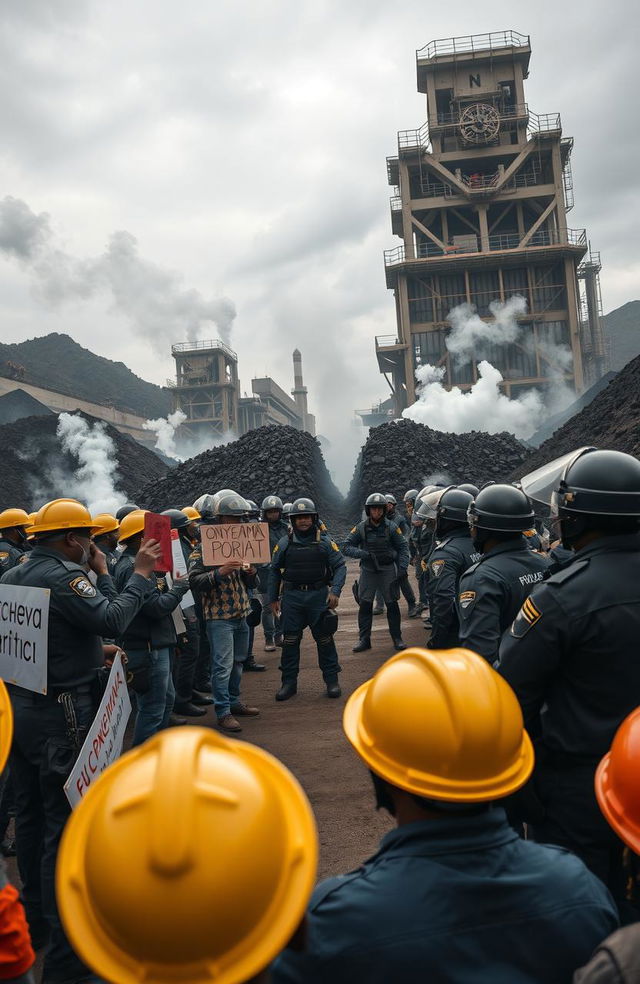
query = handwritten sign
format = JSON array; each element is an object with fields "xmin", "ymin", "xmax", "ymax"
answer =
[
  {"xmin": 64, "ymin": 653, "xmax": 131, "ymax": 808},
  {"xmin": 170, "ymin": 530, "xmax": 195, "ymax": 610},
  {"xmin": 200, "ymin": 523, "xmax": 271, "ymax": 566},
  {"xmin": 0, "ymin": 584, "xmax": 49, "ymax": 694}
]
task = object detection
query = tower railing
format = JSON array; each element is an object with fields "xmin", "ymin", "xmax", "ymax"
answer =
[
  {"xmin": 417, "ymin": 31, "xmax": 530, "ymax": 61},
  {"xmin": 384, "ymin": 228, "xmax": 587, "ymax": 266},
  {"xmin": 171, "ymin": 339, "xmax": 237, "ymax": 360}
]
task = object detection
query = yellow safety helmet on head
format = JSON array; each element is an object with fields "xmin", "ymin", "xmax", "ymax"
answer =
[
  {"xmin": 90, "ymin": 514, "xmax": 120, "ymax": 537},
  {"xmin": 0, "ymin": 508, "xmax": 31, "ymax": 531},
  {"xmin": 56, "ymin": 727, "xmax": 317, "ymax": 984},
  {"xmin": 343, "ymin": 647, "xmax": 533, "ymax": 803},
  {"xmin": 117, "ymin": 510, "xmax": 148, "ymax": 543},
  {"xmin": 29, "ymin": 499, "xmax": 94, "ymax": 536},
  {"xmin": 0, "ymin": 681, "xmax": 13, "ymax": 775},
  {"xmin": 181, "ymin": 506, "xmax": 201, "ymax": 523}
]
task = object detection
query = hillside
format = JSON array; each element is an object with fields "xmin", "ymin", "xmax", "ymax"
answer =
[
  {"xmin": 603, "ymin": 300, "xmax": 640, "ymax": 371},
  {"xmin": 0, "ymin": 333, "xmax": 171, "ymax": 419}
]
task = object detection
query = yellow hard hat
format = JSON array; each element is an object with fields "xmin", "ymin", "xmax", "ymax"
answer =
[
  {"xmin": 25, "ymin": 512, "xmax": 38, "ymax": 540},
  {"xmin": 0, "ymin": 681, "xmax": 13, "ymax": 775},
  {"xmin": 117, "ymin": 509, "xmax": 148, "ymax": 543},
  {"xmin": 343, "ymin": 647, "xmax": 534, "ymax": 803},
  {"xmin": 56, "ymin": 728, "xmax": 317, "ymax": 984},
  {"xmin": 181, "ymin": 506, "xmax": 201, "ymax": 522},
  {"xmin": 90, "ymin": 513, "xmax": 120, "ymax": 537},
  {"xmin": 0, "ymin": 508, "xmax": 31, "ymax": 531},
  {"xmin": 29, "ymin": 499, "xmax": 94, "ymax": 535}
]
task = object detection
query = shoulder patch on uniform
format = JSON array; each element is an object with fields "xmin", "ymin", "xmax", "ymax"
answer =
[
  {"xmin": 330, "ymin": 540, "xmax": 339, "ymax": 552},
  {"xmin": 510, "ymin": 596, "xmax": 543, "ymax": 638},
  {"xmin": 350, "ymin": 527, "xmax": 357, "ymax": 534},
  {"xmin": 458, "ymin": 590, "xmax": 476, "ymax": 609},
  {"xmin": 68, "ymin": 575, "xmax": 97, "ymax": 598},
  {"xmin": 523, "ymin": 528, "xmax": 536, "ymax": 538},
  {"xmin": 0, "ymin": 552, "xmax": 8, "ymax": 563},
  {"xmin": 273, "ymin": 544, "xmax": 279, "ymax": 554},
  {"xmin": 431, "ymin": 559, "xmax": 445, "ymax": 577},
  {"xmin": 18, "ymin": 554, "xmax": 28, "ymax": 564},
  {"xmin": 547, "ymin": 558, "xmax": 589, "ymax": 585}
]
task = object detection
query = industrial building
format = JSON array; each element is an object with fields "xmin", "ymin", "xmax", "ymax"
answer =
[
  {"xmin": 377, "ymin": 30, "xmax": 607, "ymax": 417},
  {"xmin": 169, "ymin": 340, "xmax": 315, "ymax": 441}
]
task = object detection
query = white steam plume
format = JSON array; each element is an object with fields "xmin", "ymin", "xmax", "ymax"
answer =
[
  {"xmin": 143, "ymin": 409, "xmax": 236, "ymax": 462},
  {"xmin": 56, "ymin": 413, "xmax": 127, "ymax": 513},
  {"xmin": 0, "ymin": 196, "xmax": 236, "ymax": 347},
  {"xmin": 404, "ymin": 361, "xmax": 544, "ymax": 440},
  {"xmin": 446, "ymin": 296, "xmax": 527, "ymax": 364}
]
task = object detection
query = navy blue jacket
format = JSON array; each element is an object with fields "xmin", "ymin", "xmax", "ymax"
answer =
[{"xmin": 272, "ymin": 809, "xmax": 617, "ymax": 984}]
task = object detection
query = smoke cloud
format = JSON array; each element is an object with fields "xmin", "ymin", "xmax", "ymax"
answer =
[
  {"xmin": 143, "ymin": 409, "xmax": 235, "ymax": 462},
  {"xmin": 0, "ymin": 196, "xmax": 236, "ymax": 348},
  {"xmin": 446, "ymin": 296, "xmax": 527, "ymax": 364},
  {"xmin": 56, "ymin": 413, "xmax": 127, "ymax": 514}
]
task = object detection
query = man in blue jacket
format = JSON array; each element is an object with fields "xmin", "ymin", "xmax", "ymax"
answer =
[{"xmin": 272, "ymin": 647, "xmax": 618, "ymax": 984}]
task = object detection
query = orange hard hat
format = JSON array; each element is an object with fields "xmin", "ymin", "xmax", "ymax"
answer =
[
  {"xmin": 595, "ymin": 707, "xmax": 640, "ymax": 854},
  {"xmin": 29, "ymin": 499, "xmax": 94, "ymax": 535},
  {"xmin": 0, "ymin": 508, "xmax": 31, "ymax": 531},
  {"xmin": 91, "ymin": 513, "xmax": 120, "ymax": 537},
  {"xmin": 181, "ymin": 506, "xmax": 201, "ymax": 522},
  {"xmin": 117, "ymin": 509, "xmax": 148, "ymax": 543},
  {"xmin": 56, "ymin": 727, "xmax": 317, "ymax": 984},
  {"xmin": 343, "ymin": 647, "xmax": 534, "ymax": 803}
]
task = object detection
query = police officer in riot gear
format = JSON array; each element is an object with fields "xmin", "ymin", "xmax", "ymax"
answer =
[
  {"xmin": 0, "ymin": 509, "xmax": 30, "ymax": 572},
  {"xmin": 258, "ymin": 495, "xmax": 288, "ymax": 651},
  {"xmin": 456, "ymin": 484, "xmax": 549, "ymax": 663},
  {"xmin": 426, "ymin": 488, "xmax": 480, "ymax": 650},
  {"xmin": 115, "ymin": 502, "xmax": 139, "ymax": 522},
  {"xmin": 385, "ymin": 495, "xmax": 420, "ymax": 618},
  {"xmin": 268, "ymin": 498, "xmax": 346, "ymax": 701},
  {"xmin": 343, "ymin": 493, "xmax": 409, "ymax": 653},
  {"xmin": 1, "ymin": 498, "xmax": 161, "ymax": 983},
  {"xmin": 498, "ymin": 448, "xmax": 640, "ymax": 913}
]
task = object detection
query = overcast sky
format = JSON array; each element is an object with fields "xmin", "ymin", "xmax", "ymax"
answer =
[{"xmin": 1, "ymin": 0, "xmax": 638, "ymax": 483}]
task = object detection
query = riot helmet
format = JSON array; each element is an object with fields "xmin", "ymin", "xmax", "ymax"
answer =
[
  {"xmin": 115, "ymin": 503, "xmax": 139, "ymax": 522},
  {"xmin": 467, "ymin": 484, "xmax": 535, "ymax": 551},
  {"xmin": 290, "ymin": 498, "xmax": 318, "ymax": 520},
  {"xmin": 436, "ymin": 488, "xmax": 474, "ymax": 537},
  {"xmin": 261, "ymin": 495, "xmax": 283, "ymax": 517},
  {"xmin": 457, "ymin": 483, "xmax": 480, "ymax": 497},
  {"xmin": 160, "ymin": 509, "xmax": 190, "ymax": 531},
  {"xmin": 215, "ymin": 494, "xmax": 250, "ymax": 518},
  {"xmin": 365, "ymin": 493, "xmax": 387, "ymax": 518},
  {"xmin": 403, "ymin": 489, "xmax": 420, "ymax": 504}
]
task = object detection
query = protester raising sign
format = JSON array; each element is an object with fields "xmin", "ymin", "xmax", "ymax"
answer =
[
  {"xmin": 200, "ymin": 522, "xmax": 271, "ymax": 566},
  {"xmin": 0, "ymin": 584, "xmax": 49, "ymax": 694},
  {"xmin": 64, "ymin": 652, "xmax": 131, "ymax": 808}
]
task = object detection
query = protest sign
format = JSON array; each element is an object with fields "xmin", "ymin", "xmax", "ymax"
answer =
[
  {"xmin": 0, "ymin": 584, "xmax": 49, "ymax": 694},
  {"xmin": 200, "ymin": 522, "xmax": 271, "ymax": 566},
  {"xmin": 64, "ymin": 652, "xmax": 131, "ymax": 808},
  {"xmin": 170, "ymin": 529, "xmax": 195, "ymax": 610},
  {"xmin": 143, "ymin": 512, "xmax": 173, "ymax": 572}
]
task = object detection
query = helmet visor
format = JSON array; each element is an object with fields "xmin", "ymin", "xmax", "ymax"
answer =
[{"xmin": 519, "ymin": 447, "xmax": 595, "ymax": 506}]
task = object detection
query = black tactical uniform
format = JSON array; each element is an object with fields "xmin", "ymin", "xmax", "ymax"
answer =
[
  {"xmin": 343, "ymin": 494, "xmax": 409, "ymax": 651},
  {"xmin": 498, "ymin": 448, "xmax": 640, "ymax": 913},
  {"xmin": 1, "ymin": 544, "xmax": 150, "ymax": 983},
  {"xmin": 457, "ymin": 485, "xmax": 549, "ymax": 663},
  {"xmin": 426, "ymin": 489, "xmax": 480, "ymax": 650}
]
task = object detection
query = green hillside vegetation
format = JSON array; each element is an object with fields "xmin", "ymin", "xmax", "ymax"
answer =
[{"xmin": 0, "ymin": 333, "xmax": 171, "ymax": 419}]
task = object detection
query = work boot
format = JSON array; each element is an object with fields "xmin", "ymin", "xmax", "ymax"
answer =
[
  {"xmin": 264, "ymin": 638, "xmax": 277, "ymax": 652},
  {"xmin": 191, "ymin": 691, "xmax": 214, "ymax": 705},
  {"xmin": 275, "ymin": 681, "xmax": 298, "ymax": 701},
  {"xmin": 194, "ymin": 680, "xmax": 213, "ymax": 693},
  {"xmin": 218, "ymin": 714, "xmax": 242, "ymax": 733},
  {"xmin": 173, "ymin": 701, "xmax": 207, "ymax": 717},
  {"xmin": 372, "ymin": 605, "xmax": 385, "ymax": 616},
  {"xmin": 408, "ymin": 604, "xmax": 421, "ymax": 618},
  {"xmin": 392, "ymin": 637, "xmax": 407, "ymax": 651},
  {"xmin": 230, "ymin": 702, "xmax": 260, "ymax": 716},
  {"xmin": 326, "ymin": 679, "xmax": 341, "ymax": 698},
  {"xmin": 244, "ymin": 657, "xmax": 267, "ymax": 672},
  {"xmin": 352, "ymin": 637, "xmax": 371, "ymax": 653}
]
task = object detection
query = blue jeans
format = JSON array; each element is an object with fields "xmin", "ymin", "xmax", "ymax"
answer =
[
  {"xmin": 206, "ymin": 618, "xmax": 249, "ymax": 719},
  {"xmin": 127, "ymin": 647, "xmax": 175, "ymax": 746}
]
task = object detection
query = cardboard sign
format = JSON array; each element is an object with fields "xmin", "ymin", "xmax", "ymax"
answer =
[
  {"xmin": 170, "ymin": 530, "xmax": 195, "ymax": 610},
  {"xmin": 200, "ymin": 522, "xmax": 271, "ymax": 566},
  {"xmin": 64, "ymin": 652, "xmax": 131, "ymax": 808},
  {"xmin": 0, "ymin": 584, "xmax": 49, "ymax": 694},
  {"xmin": 144, "ymin": 513, "xmax": 173, "ymax": 572}
]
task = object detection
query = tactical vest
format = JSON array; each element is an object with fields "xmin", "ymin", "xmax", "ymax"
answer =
[
  {"xmin": 282, "ymin": 538, "xmax": 327, "ymax": 585},
  {"xmin": 359, "ymin": 520, "xmax": 394, "ymax": 564}
]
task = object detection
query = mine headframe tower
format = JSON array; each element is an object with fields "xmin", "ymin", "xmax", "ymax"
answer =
[
  {"xmin": 169, "ymin": 339, "xmax": 239, "ymax": 440},
  {"xmin": 379, "ymin": 30, "xmax": 607, "ymax": 413}
]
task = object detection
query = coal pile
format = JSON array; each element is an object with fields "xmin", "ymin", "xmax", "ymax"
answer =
[
  {"xmin": 135, "ymin": 425, "xmax": 348, "ymax": 534},
  {"xmin": 0, "ymin": 411, "xmax": 168, "ymax": 510},
  {"xmin": 512, "ymin": 353, "xmax": 640, "ymax": 479},
  {"xmin": 346, "ymin": 419, "xmax": 528, "ymax": 519}
]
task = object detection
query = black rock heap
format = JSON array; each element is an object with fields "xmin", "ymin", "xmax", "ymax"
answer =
[
  {"xmin": 135, "ymin": 424, "xmax": 347, "ymax": 533},
  {"xmin": 346, "ymin": 419, "xmax": 528, "ymax": 520}
]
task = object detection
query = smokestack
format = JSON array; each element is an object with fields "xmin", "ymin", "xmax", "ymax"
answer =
[{"xmin": 292, "ymin": 349, "xmax": 312, "ymax": 434}]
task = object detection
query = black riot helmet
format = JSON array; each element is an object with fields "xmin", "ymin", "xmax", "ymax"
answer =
[
  {"xmin": 550, "ymin": 448, "xmax": 640, "ymax": 547},
  {"xmin": 290, "ymin": 498, "xmax": 318, "ymax": 520},
  {"xmin": 436, "ymin": 488, "xmax": 474, "ymax": 537},
  {"xmin": 457, "ymin": 483, "xmax": 480, "ymax": 497},
  {"xmin": 215, "ymin": 493, "xmax": 250, "ymax": 518},
  {"xmin": 245, "ymin": 500, "xmax": 260, "ymax": 519},
  {"xmin": 365, "ymin": 493, "xmax": 387, "ymax": 516},
  {"xmin": 115, "ymin": 503, "xmax": 139, "ymax": 522},
  {"xmin": 261, "ymin": 495, "xmax": 283, "ymax": 515},
  {"xmin": 467, "ymin": 484, "xmax": 535, "ymax": 551},
  {"xmin": 403, "ymin": 489, "xmax": 420, "ymax": 504},
  {"xmin": 160, "ymin": 508, "xmax": 190, "ymax": 531}
]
